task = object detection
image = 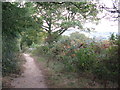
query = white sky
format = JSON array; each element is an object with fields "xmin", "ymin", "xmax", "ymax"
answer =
[{"xmin": 85, "ymin": 18, "xmax": 118, "ymax": 33}]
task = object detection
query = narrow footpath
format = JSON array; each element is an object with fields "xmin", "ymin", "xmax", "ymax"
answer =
[{"xmin": 11, "ymin": 53, "xmax": 47, "ymax": 88}]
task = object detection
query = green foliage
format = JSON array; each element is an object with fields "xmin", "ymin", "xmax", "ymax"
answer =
[
  {"xmin": 33, "ymin": 33, "xmax": 119, "ymax": 85},
  {"xmin": 109, "ymin": 33, "xmax": 116, "ymax": 40},
  {"xmin": 75, "ymin": 47, "xmax": 96, "ymax": 72},
  {"xmin": 33, "ymin": 33, "xmax": 96, "ymax": 72},
  {"xmin": 92, "ymin": 35, "xmax": 119, "ymax": 82},
  {"xmin": 2, "ymin": 2, "xmax": 22, "ymax": 75},
  {"xmin": 69, "ymin": 32, "xmax": 90, "ymax": 44},
  {"xmin": 20, "ymin": 29, "xmax": 45, "ymax": 50},
  {"xmin": 45, "ymin": 32, "xmax": 60, "ymax": 44},
  {"xmin": 40, "ymin": 45, "xmax": 50, "ymax": 55},
  {"xmin": 2, "ymin": 2, "xmax": 39, "ymax": 76},
  {"xmin": 2, "ymin": 34, "xmax": 20, "ymax": 75},
  {"xmin": 35, "ymin": 2, "xmax": 99, "ymax": 43}
]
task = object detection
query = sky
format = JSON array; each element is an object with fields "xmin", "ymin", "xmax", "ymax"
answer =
[{"xmin": 63, "ymin": 0, "xmax": 118, "ymax": 40}]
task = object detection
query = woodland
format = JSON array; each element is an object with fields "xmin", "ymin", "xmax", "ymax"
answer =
[{"xmin": 2, "ymin": 1, "xmax": 120, "ymax": 88}]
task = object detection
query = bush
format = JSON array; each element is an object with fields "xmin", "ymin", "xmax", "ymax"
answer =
[
  {"xmin": 92, "ymin": 36, "xmax": 119, "ymax": 83},
  {"xmin": 2, "ymin": 34, "xmax": 20, "ymax": 76},
  {"xmin": 32, "ymin": 34, "xmax": 119, "ymax": 86},
  {"xmin": 75, "ymin": 47, "xmax": 96, "ymax": 72},
  {"xmin": 32, "ymin": 45, "xmax": 50, "ymax": 56}
]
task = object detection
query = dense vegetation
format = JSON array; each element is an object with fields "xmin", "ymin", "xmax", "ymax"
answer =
[
  {"xmin": 32, "ymin": 32, "xmax": 119, "ymax": 87},
  {"xmin": 2, "ymin": 2, "xmax": 119, "ymax": 88},
  {"xmin": 2, "ymin": 2, "xmax": 39, "ymax": 76}
]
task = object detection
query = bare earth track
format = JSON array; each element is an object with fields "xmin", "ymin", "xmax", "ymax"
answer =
[{"xmin": 11, "ymin": 53, "xmax": 47, "ymax": 88}]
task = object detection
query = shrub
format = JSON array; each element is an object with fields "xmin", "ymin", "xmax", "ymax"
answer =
[
  {"xmin": 92, "ymin": 37, "xmax": 119, "ymax": 84},
  {"xmin": 2, "ymin": 34, "xmax": 20, "ymax": 76},
  {"xmin": 75, "ymin": 47, "xmax": 96, "ymax": 72}
]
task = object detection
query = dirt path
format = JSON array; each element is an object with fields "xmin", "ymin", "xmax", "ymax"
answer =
[{"xmin": 11, "ymin": 53, "xmax": 47, "ymax": 88}]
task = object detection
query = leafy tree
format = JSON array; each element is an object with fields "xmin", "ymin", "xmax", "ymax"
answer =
[
  {"xmin": 109, "ymin": 33, "xmax": 116, "ymax": 40},
  {"xmin": 2, "ymin": 2, "xmax": 39, "ymax": 75},
  {"xmin": 35, "ymin": 2, "xmax": 99, "ymax": 44},
  {"xmin": 20, "ymin": 29, "xmax": 46, "ymax": 50}
]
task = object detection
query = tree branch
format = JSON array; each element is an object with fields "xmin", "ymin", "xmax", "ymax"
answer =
[
  {"xmin": 59, "ymin": 28, "xmax": 67, "ymax": 35},
  {"xmin": 99, "ymin": 4, "xmax": 120, "ymax": 14},
  {"xmin": 42, "ymin": 26, "xmax": 49, "ymax": 31}
]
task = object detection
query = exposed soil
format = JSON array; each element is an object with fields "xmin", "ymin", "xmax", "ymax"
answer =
[{"xmin": 11, "ymin": 53, "xmax": 47, "ymax": 88}]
